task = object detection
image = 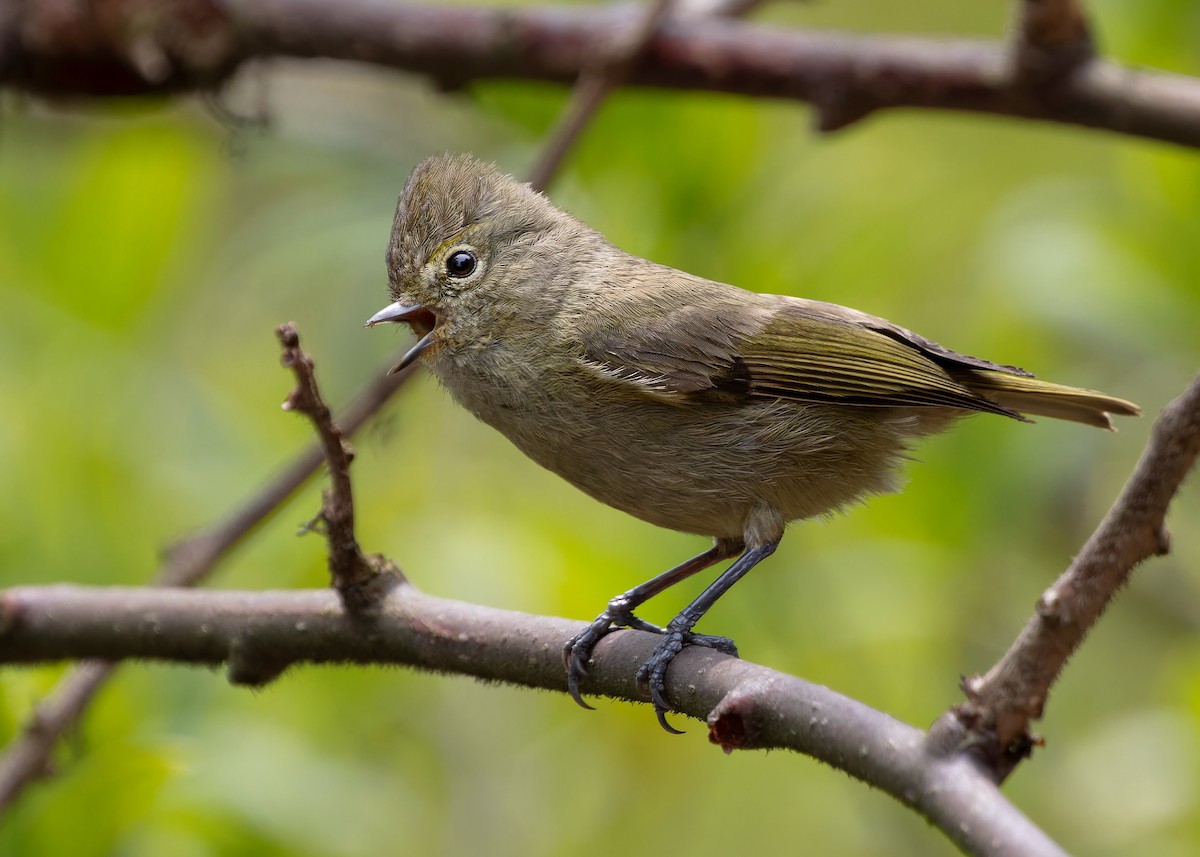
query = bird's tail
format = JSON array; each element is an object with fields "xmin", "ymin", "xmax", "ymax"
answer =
[{"xmin": 970, "ymin": 371, "xmax": 1141, "ymax": 430}]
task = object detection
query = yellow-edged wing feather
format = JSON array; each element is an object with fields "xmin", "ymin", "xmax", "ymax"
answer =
[
  {"xmin": 582, "ymin": 290, "xmax": 1022, "ymax": 417},
  {"xmin": 580, "ymin": 287, "xmax": 1138, "ymax": 428}
]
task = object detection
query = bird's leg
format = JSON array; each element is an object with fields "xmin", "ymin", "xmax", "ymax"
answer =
[
  {"xmin": 638, "ymin": 539, "xmax": 779, "ymax": 733},
  {"xmin": 563, "ymin": 538, "xmax": 742, "ymax": 709}
]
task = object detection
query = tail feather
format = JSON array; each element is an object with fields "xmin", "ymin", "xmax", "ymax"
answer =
[{"xmin": 968, "ymin": 372, "xmax": 1141, "ymax": 430}]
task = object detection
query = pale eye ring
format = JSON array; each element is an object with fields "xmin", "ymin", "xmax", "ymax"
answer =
[{"xmin": 446, "ymin": 250, "xmax": 477, "ymax": 278}]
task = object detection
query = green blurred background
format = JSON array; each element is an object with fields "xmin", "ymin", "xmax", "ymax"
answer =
[{"xmin": 2, "ymin": 1, "xmax": 1198, "ymax": 854}]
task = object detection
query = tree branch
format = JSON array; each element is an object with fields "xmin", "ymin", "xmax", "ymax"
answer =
[
  {"xmin": 941, "ymin": 370, "xmax": 1200, "ymax": 779},
  {"xmin": 0, "ymin": 582, "xmax": 1066, "ymax": 857},
  {"xmin": 3, "ymin": 0, "xmax": 1200, "ymax": 148}
]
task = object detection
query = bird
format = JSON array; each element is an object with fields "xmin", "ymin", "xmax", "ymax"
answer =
[{"xmin": 366, "ymin": 153, "xmax": 1140, "ymax": 731}]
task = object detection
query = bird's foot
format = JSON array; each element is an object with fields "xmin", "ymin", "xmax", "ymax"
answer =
[
  {"xmin": 636, "ymin": 629, "xmax": 739, "ymax": 734},
  {"xmin": 563, "ymin": 608, "xmax": 663, "ymax": 709},
  {"xmin": 563, "ymin": 606, "xmax": 738, "ymax": 733}
]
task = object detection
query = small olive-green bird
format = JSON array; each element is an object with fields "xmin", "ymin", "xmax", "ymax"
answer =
[{"xmin": 367, "ymin": 153, "xmax": 1139, "ymax": 731}]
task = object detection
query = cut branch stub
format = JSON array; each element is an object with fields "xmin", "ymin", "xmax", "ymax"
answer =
[{"xmin": 1010, "ymin": 0, "xmax": 1096, "ymax": 85}]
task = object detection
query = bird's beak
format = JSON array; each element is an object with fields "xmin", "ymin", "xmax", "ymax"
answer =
[
  {"xmin": 365, "ymin": 301, "xmax": 425, "ymax": 327},
  {"xmin": 364, "ymin": 301, "xmax": 439, "ymax": 375}
]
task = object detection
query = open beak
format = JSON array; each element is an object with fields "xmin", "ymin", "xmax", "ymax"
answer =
[{"xmin": 364, "ymin": 301, "xmax": 439, "ymax": 375}]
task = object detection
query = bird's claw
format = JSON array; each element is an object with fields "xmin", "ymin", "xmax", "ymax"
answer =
[
  {"xmin": 635, "ymin": 629, "xmax": 740, "ymax": 733},
  {"xmin": 564, "ymin": 647, "xmax": 596, "ymax": 710},
  {"xmin": 563, "ymin": 625, "xmax": 602, "ymax": 710},
  {"xmin": 635, "ymin": 631, "xmax": 686, "ymax": 733},
  {"xmin": 563, "ymin": 607, "xmax": 658, "ymax": 709}
]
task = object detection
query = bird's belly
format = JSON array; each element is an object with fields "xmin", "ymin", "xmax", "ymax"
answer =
[{"xmin": 452, "ymin": 375, "xmax": 916, "ymax": 538}]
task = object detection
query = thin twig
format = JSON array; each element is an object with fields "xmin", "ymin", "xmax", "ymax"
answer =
[
  {"xmin": 165, "ymin": 363, "xmax": 413, "ymax": 589},
  {"xmin": 0, "ymin": 583, "xmax": 1067, "ymax": 857},
  {"xmin": 527, "ymin": 0, "xmax": 675, "ymax": 193},
  {"xmin": 276, "ymin": 322, "xmax": 398, "ymax": 605},
  {"xmin": 526, "ymin": 0, "xmax": 771, "ymax": 191},
  {"xmin": 0, "ymin": 661, "xmax": 114, "ymax": 817},
  {"xmin": 939, "ymin": 370, "xmax": 1200, "ymax": 780}
]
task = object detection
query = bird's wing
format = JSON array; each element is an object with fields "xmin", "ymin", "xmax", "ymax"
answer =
[{"xmin": 580, "ymin": 294, "xmax": 1027, "ymax": 418}]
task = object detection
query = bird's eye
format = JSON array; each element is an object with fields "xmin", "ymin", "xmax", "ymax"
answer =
[{"xmin": 446, "ymin": 250, "xmax": 477, "ymax": 278}]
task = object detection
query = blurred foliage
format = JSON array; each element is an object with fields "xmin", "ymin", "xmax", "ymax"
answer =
[{"xmin": 1, "ymin": 1, "xmax": 1199, "ymax": 855}]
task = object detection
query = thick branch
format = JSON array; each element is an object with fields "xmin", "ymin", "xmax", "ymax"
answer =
[
  {"xmin": 950, "ymin": 370, "xmax": 1200, "ymax": 778},
  {"xmin": 0, "ymin": 582, "xmax": 1066, "ymax": 857},
  {"xmin": 2, "ymin": 0, "xmax": 1200, "ymax": 148}
]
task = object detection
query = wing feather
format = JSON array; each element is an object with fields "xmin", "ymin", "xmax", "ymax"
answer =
[{"xmin": 578, "ymin": 291, "xmax": 1025, "ymax": 418}]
